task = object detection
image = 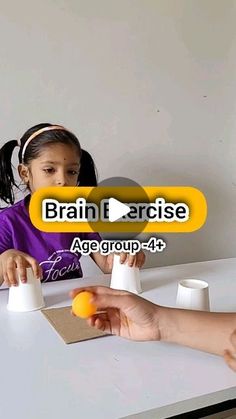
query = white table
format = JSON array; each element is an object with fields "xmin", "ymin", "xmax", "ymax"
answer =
[{"xmin": 0, "ymin": 258, "xmax": 236, "ymax": 419}]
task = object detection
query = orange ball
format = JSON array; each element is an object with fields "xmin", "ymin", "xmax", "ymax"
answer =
[{"xmin": 72, "ymin": 291, "xmax": 97, "ymax": 318}]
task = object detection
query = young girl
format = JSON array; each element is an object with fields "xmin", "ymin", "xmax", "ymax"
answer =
[{"xmin": 0, "ymin": 123, "xmax": 145, "ymax": 286}]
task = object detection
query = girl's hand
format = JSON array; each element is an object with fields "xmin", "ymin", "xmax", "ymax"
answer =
[
  {"xmin": 224, "ymin": 330, "xmax": 236, "ymax": 372},
  {"xmin": 0, "ymin": 249, "xmax": 42, "ymax": 287},
  {"xmin": 70, "ymin": 286, "xmax": 160, "ymax": 341},
  {"xmin": 107, "ymin": 251, "xmax": 146, "ymax": 270}
]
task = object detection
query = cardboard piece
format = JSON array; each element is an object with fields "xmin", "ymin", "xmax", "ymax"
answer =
[{"xmin": 41, "ymin": 306, "xmax": 109, "ymax": 344}]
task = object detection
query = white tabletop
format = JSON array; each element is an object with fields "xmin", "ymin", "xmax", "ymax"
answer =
[{"xmin": 0, "ymin": 258, "xmax": 236, "ymax": 419}]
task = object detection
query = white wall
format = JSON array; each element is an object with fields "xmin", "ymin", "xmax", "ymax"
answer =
[{"xmin": 1, "ymin": 0, "xmax": 236, "ymax": 270}]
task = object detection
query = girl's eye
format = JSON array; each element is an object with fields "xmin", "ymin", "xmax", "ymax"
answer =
[
  {"xmin": 68, "ymin": 170, "xmax": 79, "ymax": 176},
  {"xmin": 43, "ymin": 168, "xmax": 55, "ymax": 174},
  {"xmin": 42, "ymin": 168, "xmax": 79, "ymax": 175}
]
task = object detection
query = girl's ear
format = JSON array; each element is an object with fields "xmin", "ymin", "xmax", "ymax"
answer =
[{"xmin": 18, "ymin": 164, "xmax": 30, "ymax": 184}]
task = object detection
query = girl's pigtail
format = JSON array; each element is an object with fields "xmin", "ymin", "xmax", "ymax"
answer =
[
  {"xmin": 78, "ymin": 149, "xmax": 98, "ymax": 187},
  {"xmin": 0, "ymin": 140, "xmax": 19, "ymax": 205}
]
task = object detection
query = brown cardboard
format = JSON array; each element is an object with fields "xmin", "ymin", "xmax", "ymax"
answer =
[{"xmin": 41, "ymin": 306, "xmax": 108, "ymax": 344}]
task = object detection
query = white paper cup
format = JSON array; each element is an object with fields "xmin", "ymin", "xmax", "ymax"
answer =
[
  {"xmin": 7, "ymin": 267, "xmax": 45, "ymax": 312},
  {"xmin": 176, "ymin": 279, "xmax": 210, "ymax": 311},
  {"xmin": 110, "ymin": 254, "xmax": 142, "ymax": 294}
]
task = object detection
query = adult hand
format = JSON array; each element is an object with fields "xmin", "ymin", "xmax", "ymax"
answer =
[{"xmin": 70, "ymin": 286, "xmax": 160, "ymax": 341}]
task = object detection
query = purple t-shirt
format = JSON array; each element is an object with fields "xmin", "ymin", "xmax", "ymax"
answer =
[{"xmin": 0, "ymin": 195, "xmax": 101, "ymax": 282}]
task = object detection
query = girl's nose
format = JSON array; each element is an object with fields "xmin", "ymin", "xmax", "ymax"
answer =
[
  {"xmin": 56, "ymin": 180, "xmax": 66, "ymax": 186},
  {"xmin": 55, "ymin": 175, "xmax": 67, "ymax": 186}
]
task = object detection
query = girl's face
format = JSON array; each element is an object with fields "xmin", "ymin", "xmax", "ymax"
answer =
[{"xmin": 18, "ymin": 143, "xmax": 80, "ymax": 193}]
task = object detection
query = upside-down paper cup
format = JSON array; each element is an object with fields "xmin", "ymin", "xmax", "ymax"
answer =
[
  {"xmin": 176, "ymin": 279, "xmax": 210, "ymax": 311},
  {"xmin": 7, "ymin": 267, "xmax": 45, "ymax": 312},
  {"xmin": 110, "ymin": 254, "xmax": 142, "ymax": 294}
]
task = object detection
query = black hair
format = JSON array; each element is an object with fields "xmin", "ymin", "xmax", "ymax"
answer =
[
  {"xmin": 0, "ymin": 123, "xmax": 98, "ymax": 205},
  {"xmin": 79, "ymin": 149, "xmax": 98, "ymax": 187}
]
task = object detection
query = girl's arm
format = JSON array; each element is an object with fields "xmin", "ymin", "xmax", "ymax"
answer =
[{"xmin": 90, "ymin": 252, "xmax": 111, "ymax": 274}]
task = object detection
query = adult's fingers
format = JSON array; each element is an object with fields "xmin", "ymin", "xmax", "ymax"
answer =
[
  {"xmin": 89, "ymin": 312, "xmax": 109, "ymax": 325},
  {"xmin": 69, "ymin": 285, "xmax": 128, "ymax": 300},
  {"xmin": 70, "ymin": 287, "xmax": 133, "ymax": 315},
  {"xmin": 92, "ymin": 293, "xmax": 133, "ymax": 313},
  {"xmin": 87, "ymin": 314, "xmax": 112, "ymax": 334}
]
